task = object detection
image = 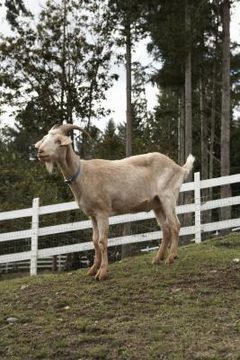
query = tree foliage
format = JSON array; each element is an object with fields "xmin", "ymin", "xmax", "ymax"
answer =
[
  {"xmin": 4, "ymin": 0, "xmax": 31, "ymax": 29},
  {"xmin": 0, "ymin": 0, "xmax": 116, "ymax": 133},
  {"xmin": 0, "ymin": 0, "xmax": 240, "ymax": 216}
]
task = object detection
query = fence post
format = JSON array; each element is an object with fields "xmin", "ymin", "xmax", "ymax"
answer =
[
  {"xmin": 30, "ymin": 197, "xmax": 40, "ymax": 275},
  {"xmin": 194, "ymin": 172, "xmax": 201, "ymax": 243}
]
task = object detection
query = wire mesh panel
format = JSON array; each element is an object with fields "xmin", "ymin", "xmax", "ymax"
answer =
[{"xmin": 0, "ymin": 172, "xmax": 240, "ymax": 278}]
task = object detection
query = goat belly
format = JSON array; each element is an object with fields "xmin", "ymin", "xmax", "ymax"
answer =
[
  {"xmin": 130, "ymin": 200, "xmax": 152, "ymax": 213},
  {"xmin": 111, "ymin": 195, "xmax": 160, "ymax": 215},
  {"xmin": 130, "ymin": 196, "xmax": 161, "ymax": 213}
]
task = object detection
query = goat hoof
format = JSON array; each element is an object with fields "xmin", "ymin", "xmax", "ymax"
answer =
[
  {"xmin": 152, "ymin": 256, "xmax": 164, "ymax": 265},
  {"xmin": 95, "ymin": 269, "xmax": 108, "ymax": 281},
  {"xmin": 87, "ymin": 266, "xmax": 98, "ymax": 277},
  {"xmin": 165, "ymin": 256, "xmax": 175, "ymax": 265}
]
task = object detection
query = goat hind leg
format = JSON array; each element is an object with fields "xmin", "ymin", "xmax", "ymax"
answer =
[
  {"xmin": 152, "ymin": 208, "xmax": 170, "ymax": 265},
  {"xmin": 166, "ymin": 211, "xmax": 180, "ymax": 265}
]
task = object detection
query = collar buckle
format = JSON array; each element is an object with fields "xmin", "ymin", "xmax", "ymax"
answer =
[
  {"xmin": 65, "ymin": 178, "xmax": 73, "ymax": 185},
  {"xmin": 64, "ymin": 164, "xmax": 81, "ymax": 185}
]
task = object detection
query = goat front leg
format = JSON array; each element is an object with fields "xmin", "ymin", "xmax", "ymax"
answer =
[
  {"xmin": 95, "ymin": 215, "xmax": 109, "ymax": 281},
  {"xmin": 87, "ymin": 216, "xmax": 101, "ymax": 277}
]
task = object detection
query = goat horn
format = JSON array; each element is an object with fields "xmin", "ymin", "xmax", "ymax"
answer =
[
  {"xmin": 50, "ymin": 124, "xmax": 61, "ymax": 130},
  {"xmin": 57, "ymin": 124, "xmax": 92, "ymax": 140}
]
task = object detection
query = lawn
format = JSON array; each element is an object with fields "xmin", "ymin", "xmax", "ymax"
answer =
[{"xmin": 0, "ymin": 234, "xmax": 240, "ymax": 360}]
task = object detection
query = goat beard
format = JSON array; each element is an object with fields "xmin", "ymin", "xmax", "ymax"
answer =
[{"xmin": 45, "ymin": 161, "xmax": 54, "ymax": 174}]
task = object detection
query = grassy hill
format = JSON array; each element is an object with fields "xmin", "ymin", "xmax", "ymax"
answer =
[{"xmin": 0, "ymin": 234, "xmax": 240, "ymax": 360}]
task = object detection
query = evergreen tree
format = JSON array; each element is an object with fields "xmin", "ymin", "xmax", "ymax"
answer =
[
  {"xmin": 149, "ymin": 89, "xmax": 178, "ymax": 159},
  {"xmin": 94, "ymin": 119, "xmax": 124, "ymax": 159}
]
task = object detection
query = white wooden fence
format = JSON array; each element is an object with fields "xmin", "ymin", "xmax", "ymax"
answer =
[{"xmin": 0, "ymin": 172, "xmax": 240, "ymax": 276}]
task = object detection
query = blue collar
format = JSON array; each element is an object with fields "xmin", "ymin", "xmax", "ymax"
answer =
[{"xmin": 64, "ymin": 164, "xmax": 81, "ymax": 185}]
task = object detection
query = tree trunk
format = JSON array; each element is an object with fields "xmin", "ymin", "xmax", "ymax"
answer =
[
  {"xmin": 200, "ymin": 76, "xmax": 210, "ymax": 224},
  {"xmin": 209, "ymin": 77, "xmax": 216, "ymax": 223},
  {"xmin": 125, "ymin": 22, "xmax": 133, "ymax": 158},
  {"xmin": 209, "ymin": 15, "xmax": 220, "ymax": 222},
  {"xmin": 178, "ymin": 87, "xmax": 185, "ymax": 205},
  {"xmin": 60, "ymin": 0, "xmax": 67, "ymax": 123},
  {"xmin": 184, "ymin": 0, "xmax": 193, "ymax": 227},
  {"xmin": 200, "ymin": 77, "xmax": 208, "ymax": 182},
  {"xmin": 122, "ymin": 17, "xmax": 132, "ymax": 259},
  {"xmin": 178, "ymin": 87, "xmax": 185, "ymax": 166},
  {"xmin": 220, "ymin": 0, "xmax": 231, "ymax": 222},
  {"xmin": 184, "ymin": 1, "xmax": 192, "ymax": 161}
]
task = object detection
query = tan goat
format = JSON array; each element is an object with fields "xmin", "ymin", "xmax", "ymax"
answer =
[{"xmin": 35, "ymin": 123, "xmax": 195, "ymax": 280}]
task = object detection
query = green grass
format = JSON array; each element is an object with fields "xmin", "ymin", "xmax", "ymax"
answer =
[{"xmin": 0, "ymin": 234, "xmax": 240, "ymax": 360}]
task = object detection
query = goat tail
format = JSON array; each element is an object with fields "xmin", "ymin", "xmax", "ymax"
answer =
[{"xmin": 182, "ymin": 154, "xmax": 195, "ymax": 179}]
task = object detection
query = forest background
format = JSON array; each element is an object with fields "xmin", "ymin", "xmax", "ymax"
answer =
[{"xmin": 0, "ymin": 0, "xmax": 239, "ymax": 229}]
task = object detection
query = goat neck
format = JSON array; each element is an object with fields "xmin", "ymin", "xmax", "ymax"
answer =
[{"xmin": 57, "ymin": 144, "xmax": 81, "ymax": 183}]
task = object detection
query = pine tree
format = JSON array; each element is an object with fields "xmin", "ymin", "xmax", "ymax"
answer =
[{"xmin": 94, "ymin": 119, "xmax": 124, "ymax": 160}]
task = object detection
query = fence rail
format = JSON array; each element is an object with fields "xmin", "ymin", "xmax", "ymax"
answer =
[{"xmin": 0, "ymin": 172, "xmax": 240, "ymax": 276}]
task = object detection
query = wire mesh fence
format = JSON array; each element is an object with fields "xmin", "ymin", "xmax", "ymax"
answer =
[{"xmin": 0, "ymin": 172, "xmax": 240, "ymax": 277}]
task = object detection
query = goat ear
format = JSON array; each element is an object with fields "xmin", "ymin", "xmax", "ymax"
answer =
[
  {"xmin": 60, "ymin": 135, "xmax": 72, "ymax": 146},
  {"xmin": 34, "ymin": 140, "xmax": 42, "ymax": 149}
]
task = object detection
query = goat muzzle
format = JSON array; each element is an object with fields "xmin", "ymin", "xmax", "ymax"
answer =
[{"xmin": 37, "ymin": 152, "xmax": 50, "ymax": 162}]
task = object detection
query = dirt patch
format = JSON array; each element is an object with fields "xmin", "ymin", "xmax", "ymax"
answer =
[
  {"xmin": 214, "ymin": 240, "xmax": 240, "ymax": 249},
  {"xmin": 0, "ymin": 234, "xmax": 240, "ymax": 359},
  {"xmin": 171, "ymin": 263, "xmax": 240, "ymax": 293}
]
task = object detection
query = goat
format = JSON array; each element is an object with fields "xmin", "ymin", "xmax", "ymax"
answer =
[{"xmin": 35, "ymin": 123, "xmax": 195, "ymax": 280}]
